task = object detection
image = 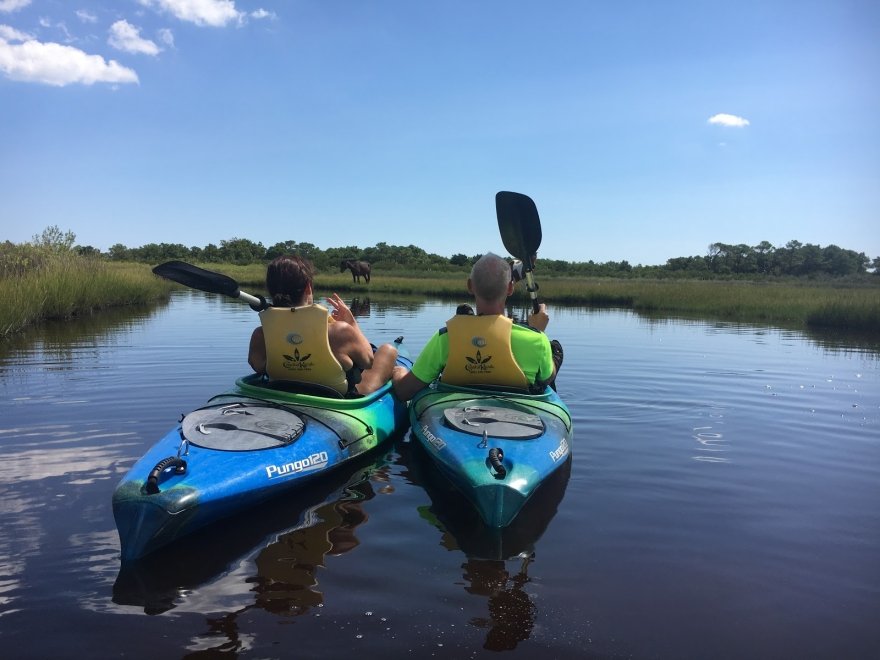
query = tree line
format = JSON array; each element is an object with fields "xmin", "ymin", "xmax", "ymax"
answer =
[{"xmin": 7, "ymin": 228, "xmax": 878, "ymax": 280}]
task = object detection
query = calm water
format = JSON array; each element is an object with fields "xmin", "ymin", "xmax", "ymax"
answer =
[{"xmin": 0, "ymin": 291, "xmax": 878, "ymax": 659}]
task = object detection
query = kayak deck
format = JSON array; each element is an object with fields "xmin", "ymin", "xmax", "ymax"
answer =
[
  {"xmin": 410, "ymin": 382, "xmax": 573, "ymax": 528},
  {"xmin": 114, "ymin": 370, "xmax": 408, "ymax": 562}
]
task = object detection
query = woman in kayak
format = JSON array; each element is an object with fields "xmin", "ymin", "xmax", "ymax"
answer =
[
  {"xmin": 248, "ymin": 255, "xmax": 398, "ymax": 396},
  {"xmin": 392, "ymin": 252, "xmax": 557, "ymax": 401}
]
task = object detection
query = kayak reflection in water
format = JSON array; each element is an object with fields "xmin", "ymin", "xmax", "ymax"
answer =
[
  {"xmin": 250, "ymin": 477, "xmax": 375, "ymax": 616},
  {"xmin": 464, "ymin": 555, "xmax": 536, "ymax": 651}
]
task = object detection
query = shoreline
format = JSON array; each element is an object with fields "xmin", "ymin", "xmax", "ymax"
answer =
[{"xmin": 2, "ymin": 261, "xmax": 878, "ymax": 338}]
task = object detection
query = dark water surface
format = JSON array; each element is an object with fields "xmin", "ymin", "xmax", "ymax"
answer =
[{"xmin": 0, "ymin": 291, "xmax": 877, "ymax": 659}]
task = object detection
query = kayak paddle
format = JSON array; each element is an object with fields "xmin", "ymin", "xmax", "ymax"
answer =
[
  {"xmin": 495, "ymin": 191, "xmax": 543, "ymax": 313},
  {"xmin": 152, "ymin": 261, "xmax": 269, "ymax": 311}
]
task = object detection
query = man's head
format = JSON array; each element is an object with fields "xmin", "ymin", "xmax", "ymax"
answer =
[
  {"xmin": 266, "ymin": 255, "xmax": 315, "ymax": 307},
  {"xmin": 469, "ymin": 253, "xmax": 514, "ymax": 304}
]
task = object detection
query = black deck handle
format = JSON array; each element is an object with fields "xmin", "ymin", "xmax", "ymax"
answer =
[
  {"xmin": 145, "ymin": 456, "xmax": 187, "ymax": 494},
  {"xmin": 488, "ymin": 448, "xmax": 506, "ymax": 478}
]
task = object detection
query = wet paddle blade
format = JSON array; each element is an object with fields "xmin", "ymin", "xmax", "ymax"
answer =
[
  {"xmin": 495, "ymin": 191, "xmax": 542, "ymax": 264},
  {"xmin": 152, "ymin": 261, "xmax": 242, "ymax": 298}
]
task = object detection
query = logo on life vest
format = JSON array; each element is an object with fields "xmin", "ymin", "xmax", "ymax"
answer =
[
  {"xmin": 286, "ymin": 332, "xmax": 304, "ymax": 345},
  {"xmin": 282, "ymin": 348, "xmax": 313, "ymax": 372},
  {"xmin": 464, "ymin": 350, "xmax": 493, "ymax": 375},
  {"xmin": 471, "ymin": 335, "xmax": 488, "ymax": 348}
]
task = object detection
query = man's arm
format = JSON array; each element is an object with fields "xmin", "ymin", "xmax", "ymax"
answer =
[
  {"xmin": 392, "ymin": 367, "xmax": 429, "ymax": 402},
  {"xmin": 527, "ymin": 303, "xmax": 549, "ymax": 332}
]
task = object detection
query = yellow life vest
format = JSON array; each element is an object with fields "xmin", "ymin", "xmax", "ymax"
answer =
[
  {"xmin": 258, "ymin": 304, "xmax": 349, "ymax": 395},
  {"xmin": 442, "ymin": 315, "xmax": 528, "ymax": 388}
]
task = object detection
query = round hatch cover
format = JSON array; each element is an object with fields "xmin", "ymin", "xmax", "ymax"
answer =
[
  {"xmin": 182, "ymin": 402, "xmax": 305, "ymax": 450},
  {"xmin": 443, "ymin": 405, "xmax": 544, "ymax": 439}
]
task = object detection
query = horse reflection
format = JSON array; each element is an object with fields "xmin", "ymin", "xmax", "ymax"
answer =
[{"xmin": 349, "ymin": 297, "xmax": 371, "ymax": 318}]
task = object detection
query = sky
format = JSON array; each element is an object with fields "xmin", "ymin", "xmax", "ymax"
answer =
[{"xmin": 1, "ymin": 0, "xmax": 878, "ymax": 266}]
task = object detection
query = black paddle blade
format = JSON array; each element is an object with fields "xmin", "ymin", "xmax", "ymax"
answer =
[
  {"xmin": 495, "ymin": 191, "xmax": 542, "ymax": 264},
  {"xmin": 152, "ymin": 261, "xmax": 241, "ymax": 298}
]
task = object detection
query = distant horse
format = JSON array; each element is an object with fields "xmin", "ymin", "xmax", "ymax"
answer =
[{"xmin": 340, "ymin": 259, "xmax": 371, "ymax": 283}]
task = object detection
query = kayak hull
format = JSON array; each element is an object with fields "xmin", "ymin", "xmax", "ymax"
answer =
[
  {"xmin": 113, "ymin": 369, "xmax": 409, "ymax": 562},
  {"xmin": 409, "ymin": 382, "xmax": 573, "ymax": 527}
]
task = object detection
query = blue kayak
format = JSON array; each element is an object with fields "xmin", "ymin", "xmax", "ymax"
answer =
[
  {"xmin": 113, "ymin": 352, "xmax": 411, "ymax": 562},
  {"xmin": 408, "ymin": 382, "xmax": 573, "ymax": 527}
]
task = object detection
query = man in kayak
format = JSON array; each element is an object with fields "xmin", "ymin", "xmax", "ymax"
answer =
[
  {"xmin": 248, "ymin": 255, "xmax": 398, "ymax": 396},
  {"xmin": 392, "ymin": 252, "xmax": 557, "ymax": 401}
]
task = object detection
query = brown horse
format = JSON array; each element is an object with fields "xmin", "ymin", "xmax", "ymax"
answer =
[{"xmin": 340, "ymin": 259, "xmax": 371, "ymax": 283}]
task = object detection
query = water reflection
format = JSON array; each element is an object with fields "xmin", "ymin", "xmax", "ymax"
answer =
[
  {"xmin": 112, "ymin": 449, "xmax": 391, "ymax": 617},
  {"xmin": 250, "ymin": 472, "xmax": 376, "ymax": 616},
  {"xmin": 692, "ymin": 403, "xmax": 730, "ymax": 463},
  {"xmin": 348, "ymin": 297, "xmax": 371, "ymax": 318},
  {"xmin": 2, "ymin": 292, "xmax": 877, "ymax": 657},
  {"xmin": 464, "ymin": 556, "xmax": 536, "ymax": 651},
  {"xmin": 0, "ymin": 427, "xmax": 140, "ymax": 618},
  {"xmin": 0, "ymin": 301, "xmax": 167, "ymax": 364},
  {"xmin": 402, "ymin": 439, "xmax": 571, "ymax": 651},
  {"xmin": 632, "ymin": 308, "xmax": 880, "ymax": 356}
]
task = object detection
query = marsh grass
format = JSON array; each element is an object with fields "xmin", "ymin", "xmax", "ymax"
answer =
[
  {"xmin": 0, "ymin": 255, "xmax": 173, "ymax": 338},
  {"xmin": 4, "ymin": 253, "xmax": 876, "ymax": 338},
  {"xmin": 196, "ymin": 264, "xmax": 879, "ymax": 332},
  {"xmin": 313, "ymin": 272, "xmax": 878, "ymax": 332}
]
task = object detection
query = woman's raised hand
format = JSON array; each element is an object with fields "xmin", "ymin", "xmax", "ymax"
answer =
[{"xmin": 327, "ymin": 293, "xmax": 356, "ymax": 325}]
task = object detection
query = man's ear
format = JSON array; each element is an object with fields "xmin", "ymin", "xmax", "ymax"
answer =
[
  {"xmin": 506, "ymin": 280, "xmax": 514, "ymax": 296},
  {"xmin": 466, "ymin": 278, "xmax": 474, "ymax": 294}
]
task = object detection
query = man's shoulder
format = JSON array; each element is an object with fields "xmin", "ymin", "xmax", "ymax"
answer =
[{"xmin": 512, "ymin": 322, "xmax": 546, "ymax": 337}]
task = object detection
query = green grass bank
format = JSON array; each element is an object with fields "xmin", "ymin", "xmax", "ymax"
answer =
[
  {"xmin": 2, "ymin": 258, "xmax": 878, "ymax": 338},
  {"xmin": 0, "ymin": 253, "xmax": 174, "ymax": 338},
  {"xmin": 231, "ymin": 264, "xmax": 880, "ymax": 334}
]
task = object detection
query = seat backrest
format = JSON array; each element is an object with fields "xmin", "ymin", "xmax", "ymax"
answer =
[
  {"xmin": 441, "ymin": 315, "xmax": 528, "ymax": 388},
  {"xmin": 258, "ymin": 304, "xmax": 349, "ymax": 395}
]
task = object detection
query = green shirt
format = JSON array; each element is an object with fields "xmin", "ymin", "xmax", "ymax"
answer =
[{"xmin": 411, "ymin": 322, "xmax": 554, "ymax": 385}]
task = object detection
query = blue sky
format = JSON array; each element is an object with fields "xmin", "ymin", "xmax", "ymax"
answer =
[{"xmin": 1, "ymin": 0, "xmax": 877, "ymax": 266}]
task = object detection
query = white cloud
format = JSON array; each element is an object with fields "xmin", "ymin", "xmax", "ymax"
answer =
[
  {"xmin": 0, "ymin": 0, "xmax": 31, "ymax": 14},
  {"xmin": 138, "ymin": 0, "xmax": 242, "ymax": 27},
  {"xmin": 109, "ymin": 19, "xmax": 160, "ymax": 56},
  {"xmin": 157, "ymin": 27, "xmax": 174, "ymax": 48},
  {"xmin": 39, "ymin": 18, "xmax": 75, "ymax": 43},
  {"xmin": 251, "ymin": 9, "xmax": 276, "ymax": 20},
  {"xmin": 0, "ymin": 27, "xmax": 138, "ymax": 86},
  {"xmin": 708, "ymin": 113, "xmax": 750, "ymax": 128},
  {"xmin": 76, "ymin": 10, "xmax": 98, "ymax": 24},
  {"xmin": 0, "ymin": 23, "xmax": 30, "ymax": 40}
]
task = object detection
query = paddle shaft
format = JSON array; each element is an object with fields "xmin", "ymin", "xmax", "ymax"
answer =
[
  {"xmin": 522, "ymin": 268, "xmax": 540, "ymax": 315},
  {"xmin": 152, "ymin": 261, "xmax": 268, "ymax": 311},
  {"xmin": 227, "ymin": 289, "xmax": 264, "ymax": 309}
]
